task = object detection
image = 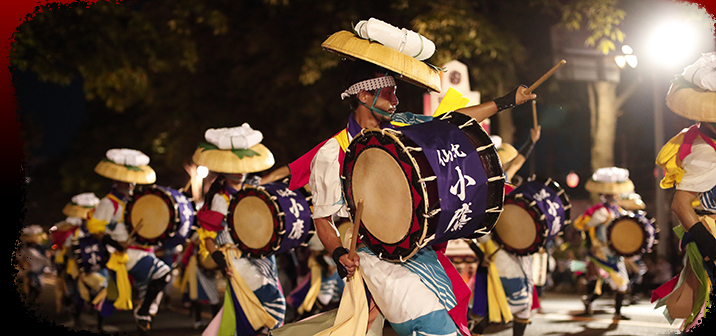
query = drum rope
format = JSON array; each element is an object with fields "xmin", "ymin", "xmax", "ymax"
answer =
[
  {"xmin": 486, "ymin": 207, "xmax": 503, "ymax": 213},
  {"xmin": 418, "ymin": 176, "xmax": 437, "ymax": 183},
  {"xmin": 417, "ymin": 234, "xmax": 436, "ymax": 249},
  {"xmin": 403, "ymin": 146, "xmax": 423, "ymax": 152},
  {"xmin": 487, "ymin": 175, "xmax": 504, "ymax": 182},
  {"xmin": 477, "ymin": 143, "xmax": 495, "ymax": 152},
  {"xmin": 424, "ymin": 208, "xmax": 441, "ymax": 218},
  {"xmin": 458, "ymin": 119, "xmax": 475, "ymax": 129}
]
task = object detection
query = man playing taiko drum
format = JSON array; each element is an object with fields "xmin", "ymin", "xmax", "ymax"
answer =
[{"xmin": 287, "ymin": 23, "xmax": 535, "ymax": 335}]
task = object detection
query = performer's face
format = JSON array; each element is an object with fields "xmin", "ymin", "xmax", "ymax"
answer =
[{"xmin": 360, "ymin": 73, "xmax": 399, "ymax": 121}]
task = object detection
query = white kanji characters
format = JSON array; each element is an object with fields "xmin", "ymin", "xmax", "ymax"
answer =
[
  {"xmin": 287, "ymin": 198, "xmax": 305, "ymax": 240},
  {"xmin": 438, "ymin": 143, "xmax": 467, "ymax": 166},
  {"xmin": 449, "ymin": 166, "xmax": 476, "ymax": 201},
  {"xmin": 446, "ymin": 202, "xmax": 473, "ymax": 233},
  {"xmin": 277, "ymin": 188, "xmax": 297, "ymax": 198}
]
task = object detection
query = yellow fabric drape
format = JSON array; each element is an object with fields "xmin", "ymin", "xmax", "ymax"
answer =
[
  {"xmin": 222, "ymin": 247, "xmax": 277, "ymax": 330},
  {"xmin": 198, "ymin": 228, "xmax": 218, "ymax": 260},
  {"xmin": 433, "ymin": 87, "xmax": 471, "ymax": 117},
  {"xmin": 180, "ymin": 254, "xmax": 199, "ymax": 300},
  {"xmin": 656, "ymin": 131, "xmax": 687, "ymax": 189},
  {"xmin": 480, "ymin": 239, "xmax": 513, "ymax": 323},
  {"xmin": 298, "ymin": 254, "xmax": 323, "ymax": 315},
  {"xmin": 86, "ymin": 217, "xmax": 109, "ymax": 235},
  {"xmin": 106, "ymin": 251, "xmax": 132, "ymax": 310},
  {"xmin": 314, "ymin": 267, "xmax": 369, "ymax": 336}
]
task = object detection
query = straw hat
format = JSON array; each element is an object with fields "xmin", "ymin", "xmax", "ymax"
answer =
[
  {"xmin": 617, "ymin": 192, "xmax": 646, "ymax": 211},
  {"xmin": 584, "ymin": 167, "xmax": 634, "ymax": 195},
  {"xmin": 94, "ymin": 148, "xmax": 156, "ymax": 184},
  {"xmin": 665, "ymin": 53, "xmax": 716, "ymax": 122},
  {"xmin": 491, "ymin": 135, "xmax": 518, "ymax": 165},
  {"xmin": 62, "ymin": 192, "xmax": 100, "ymax": 219},
  {"xmin": 665, "ymin": 83, "xmax": 716, "ymax": 122},
  {"xmin": 322, "ymin": 30, "xmax": 441, "ymax": 93},
  {"xmin": 20, "ymin": 225, "xmax": 46, "ymax": 243},
  {"xmin": 192, "ymin": 123, "xmax": 275, "ymax": 174}
]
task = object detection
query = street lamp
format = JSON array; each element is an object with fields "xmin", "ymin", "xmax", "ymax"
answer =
[{"xmin": 645, "ymin": 19, "xmax": 700, "ymax": 258}]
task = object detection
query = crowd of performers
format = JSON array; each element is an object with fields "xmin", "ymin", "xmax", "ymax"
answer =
[{"xmin": 15, "ymin": 18, "xmax": 715, "ymax": 336}]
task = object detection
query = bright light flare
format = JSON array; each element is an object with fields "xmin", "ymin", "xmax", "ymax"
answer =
[
  {"xmin": 197, "ymin": 165, "xmax": 209, "ymax": 179},
  {"xmin": 647, "ymin": 20, "xmax": 698, "ymax": 67}
]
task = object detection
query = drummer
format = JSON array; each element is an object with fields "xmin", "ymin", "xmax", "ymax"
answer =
[
  {"xmin": 573, "ymin": 167, "xmax": 633, "ymax": 320},
  {"xmin": 287, "ymin": 23, "xmax": 536, "ymax": 336},
  {"xmin": 87, "ymin": 148, "xmax": 172, "ymax": 332},
  {"xmin": 53, "ymin": 192, "xmax": 102, "ymax": 329},
  {"xmin": 653, "ymin": 53, "xmax": 716, "ymax": 332},
  {"xmin": 469, "ymin": 129, "xmax": 541, "ymax": 336},
  {"xmin": 193, "ymin": 124, "xmax": 286, "ymax": 335}
]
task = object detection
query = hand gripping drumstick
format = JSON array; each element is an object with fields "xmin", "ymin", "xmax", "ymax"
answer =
[{"xmin": 526, "ymin": 59, "xmax": 566, "ymax": 94}]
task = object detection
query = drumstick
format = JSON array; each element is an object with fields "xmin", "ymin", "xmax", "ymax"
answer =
[
  {"xmin": 526, "ymin": 59, "xmax": 566, "ymax": 94},
  {"xmin": 348, "ymin": 199, "xmax": 364, "ymax": 260},
  {"xmin": 531, "ymin": 100, "xmax": 538, "ymax": 130}
]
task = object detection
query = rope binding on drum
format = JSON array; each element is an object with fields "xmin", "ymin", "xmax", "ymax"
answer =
[
  {"xmin": 418, "ymin": 176, "xmax": 436, "ymax": 183},
  {"xmin": 424, "ymin": 208, "xmax": 441, "ymax": 218},
  {"xmin": 487, "ymin": 175, "xmax": 504, "ymax": 182},
  {"xmin": 477, "ymin": 143, "xmax": 494, "ymax": 152}
]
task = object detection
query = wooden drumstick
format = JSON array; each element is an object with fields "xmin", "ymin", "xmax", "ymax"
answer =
[
  {"xmin": 526, "ymin": 59, "xmax": 566, "ymax": 94},
  {"xmin": 532, "ymin": 100, "xmax": 538, "ymax": 130},
  {"xmin": 348, "ymin": 199, "xmax": 364, "ymax": 260}
]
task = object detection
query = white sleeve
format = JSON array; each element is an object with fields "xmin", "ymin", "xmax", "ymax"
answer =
[
  {"xmin": 92, "ymin": 197, "xmax": 116, "ymax": 223},
  {"xmin": 209, "ymin": 193, "xmax": 230, "ymax": 216},
  {"xmin": 676, "ymin": 138, "xmax": 716, "ymax": 193},
  {"xmin": 585, "ymin": 207, "xmax": 612, "ymax": 228},
  {"xmin": 309, "ymin": 139, "xmax": 349, "ymax": 219}
]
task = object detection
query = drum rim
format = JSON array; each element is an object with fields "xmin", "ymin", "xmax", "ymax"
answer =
[
  {"xmin": 125, "ymin": 185, "xmax": 179, "ymax": 246},
  {"xmin": 493, "ymin": 195, "xmax": 548, "ymax": 256},
  {"xmin": 606, "ymin": 212, "xmax": 653, "ymax": 257},
  {"xmin": 342, "ymin": 127, "xmax": 430, "ymax": 262},
  {"xmin": 227, "ymin": 185, "xmax": 284, "ymax": 258},
  {"xmin": 342, "ymin": 111, "xmax": 506, "ymax": 262},
  {"xmin": 525, "ymin": 174, "xmax": 573, "ymax": 225}
]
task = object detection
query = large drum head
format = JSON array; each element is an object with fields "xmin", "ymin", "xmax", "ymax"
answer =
[
  {"xmin": 608, "ymin": 217, "xmax": 646, "ymax": 257},
  {"xmin": 130, "ymin": 194, "xmax": 171, "ymax": 239},
  {"xmin": 494, "ymin": 204, "xmax": 537, "ymax": 251},
  {"xmin": 352, "ymin": 147, "xmax": 413, "ymax": 244},
  {"xmin": 231, "ymin": 196, "xmax": 275, "ymax": 250}
]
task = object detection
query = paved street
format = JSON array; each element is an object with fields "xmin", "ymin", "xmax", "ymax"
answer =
[{"xmin": 12, "ymin": 272, "xmax": 702, "ymax": 336}]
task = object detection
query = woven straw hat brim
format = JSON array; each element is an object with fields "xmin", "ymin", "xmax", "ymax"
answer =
[
  {"xmin": 192, "ymin": 143, "xmax": 275, "ymax": 174},
  {"xmin": 585, "ymin": 179, "xmax": 634, "ymax": 195},
  {"xmin": 94, "ymin": 160, "xmax": 156, "ymax": 184},
  {"xmin": 322, "ymin": 30, "xmax": 441, "ymax": 93},
  {"xmin": 497, "ymin": 143, "xmax": 518, "ymax": 165},
  {"xmin": 62, "ymin": 204, "xmax": 93, "ymax": 219},
  {"xmin": 666, "ymin": 83, "xmax": 716, "ymax": 122},
  {"xmin": 617, "ymin": 198, "xmax": 646, "ymax": 211}
]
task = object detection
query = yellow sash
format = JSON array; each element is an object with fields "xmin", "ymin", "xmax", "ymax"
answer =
[
  {"xmin": 180, "ymin": 254, "xmax": 199, "ymax": 300},
  {"xmin": 481, "ymin": 239, "xmax": 513, "ymax": 323},
  {"xmin": 314, "ymin": 267, "xmax": 369, "ymax": 336},
  {"xmin": 222, "ymin": 246, "xmax": 277, "ymax": 330},
  {"xmin": 298, "ymin": 254, "xmax": 322, "ymax": 314},
  {"xmin": 106, "ymin": 251, "xmax": 132, "ymax": 310}
]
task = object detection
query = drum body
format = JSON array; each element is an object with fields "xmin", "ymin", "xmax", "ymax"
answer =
[
  {"xmin": 607, "ymin": 211, "xmax": 656, "ymax": 257},
  {"xmin": 492, "ymin": 176, "xmax": 571, "ymax": 256},
  {"xmin": 73, "ymin": 235, "xmax": 109, "ymax": 273},
  {"xmin": 125, "ymin": 185, "xmax": 196, "ymax": 247},
  {"xmin": 342, "ymin": 111, "xmax": 504, "ymax": 262},
  {"xmin": 227, "ymin": 180, "xmax": 315, "ymax": 258}
]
